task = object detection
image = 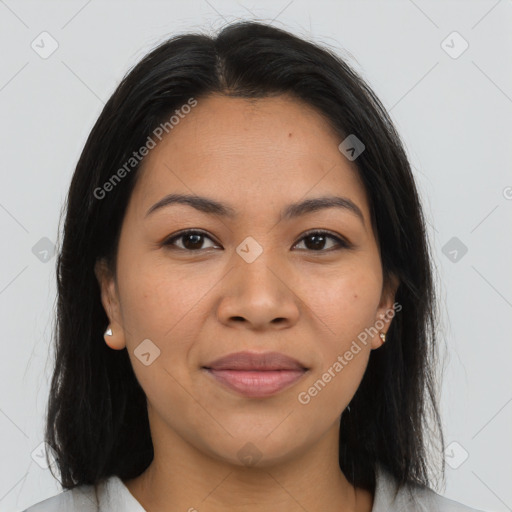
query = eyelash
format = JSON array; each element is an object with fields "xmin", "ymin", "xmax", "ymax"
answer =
[{"xmin": 162, "ymin": 229, "xmax": 351, "ymax": 253}]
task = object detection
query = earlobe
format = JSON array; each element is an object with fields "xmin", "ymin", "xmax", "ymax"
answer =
[
  {"xmin": 94, "ymin": 259, "xmax": 126, "ymax": 350},
  {"xmin": 373, "ymin": 273, "xmax": 400, "ymax": 348}
]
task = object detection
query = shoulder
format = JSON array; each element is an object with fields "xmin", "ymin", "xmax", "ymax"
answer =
[
  {"xmin": 374, "ymin": 464, "xmax": 488, "ymax": 512},
  {"xmin": 22, "ymin": 475, "xmax": 145, "ymax": 512},
  {"xmin": 22, "ymin": 483, "xmax": 98, "ymax": 512},
  {"xmin": 401, "ymin": 484, "xmax": 488, "ymax": 512}
]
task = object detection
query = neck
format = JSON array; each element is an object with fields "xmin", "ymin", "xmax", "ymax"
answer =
[{"xmin": 123, "ymin": 419, "xmax": 373, "ymax": 512}]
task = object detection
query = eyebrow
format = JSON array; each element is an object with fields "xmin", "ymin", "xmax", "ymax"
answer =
[{"xmin": 145, "ymin": 193, "xmax": 365, "ymax": 225}]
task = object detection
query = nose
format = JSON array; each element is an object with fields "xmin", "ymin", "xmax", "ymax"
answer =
[{"xmin": 216, "ymin": 254, "xmax": 301, "ymax": 332}]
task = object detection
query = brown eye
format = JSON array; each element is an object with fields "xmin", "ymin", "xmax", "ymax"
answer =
[
  {"xmin": 293, "ymin": 230, "xmax": 350, "ymax": 252},
  {"xmin": 163, "ymin": 230, "xmax": 219, "ymax": 251}
]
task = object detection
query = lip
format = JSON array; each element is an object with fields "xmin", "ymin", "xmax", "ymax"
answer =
[
  {"xmin": 202, "ymin": 351, "xmax": 309, "ymax": 398},
  {"xmin": 204, "ymin": 351, "xmax": 308, "ymax": 371}
]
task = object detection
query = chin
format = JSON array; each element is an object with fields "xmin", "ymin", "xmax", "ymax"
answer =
[{"xmin": 200, "ymin": 431, "xmax": 308, "ymax": 469}]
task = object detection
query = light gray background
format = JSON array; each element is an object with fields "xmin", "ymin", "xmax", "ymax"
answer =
[{"xmin": 1, "ymin": 1, "xmax": 511, "ymax": 511}]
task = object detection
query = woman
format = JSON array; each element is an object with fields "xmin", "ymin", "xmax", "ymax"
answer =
[{"xmin": 24, "ymin": 20, "xmax": 485, "ymax": 512}]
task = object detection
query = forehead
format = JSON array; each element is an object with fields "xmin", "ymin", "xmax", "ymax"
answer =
[
  {"xmin": 151, "ymin": 93, "xmax": 343, "ymax": 158},
  {"xmin": 132, "ymin": 94, "xmax": 371, "ymax": 223}
]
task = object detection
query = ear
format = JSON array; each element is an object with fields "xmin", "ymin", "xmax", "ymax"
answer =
[
  {"xmin": 94, "ymin": 258, "xmax": 126, "ymax": 350},
  {"xmin": 371, "ymin": 273, "xmax": 400, "ymax": 350}
]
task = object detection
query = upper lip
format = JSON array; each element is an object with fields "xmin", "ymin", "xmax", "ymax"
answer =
[{"xmin": 203, "ymin": 351, "xmax": 308, "ymax": 371}]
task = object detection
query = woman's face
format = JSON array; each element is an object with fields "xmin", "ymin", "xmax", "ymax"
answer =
[{"xmin": 96, "ymin": 93, "xmax": 397, "ymax": 468}]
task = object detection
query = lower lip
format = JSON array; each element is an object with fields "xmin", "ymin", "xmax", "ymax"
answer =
[{"xmin": 204, "ymin": 369, "xmax": 307, "ymax": 398}]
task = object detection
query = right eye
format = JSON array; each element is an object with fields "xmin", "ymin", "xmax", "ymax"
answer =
[{"xmin": 162, "ymin": 230, "xmax": 220, "ymax": 251}]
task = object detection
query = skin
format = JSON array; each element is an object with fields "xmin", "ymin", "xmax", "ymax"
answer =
[{"xmin": 95, "ymin": 93, "xmax": 398, "ymax": 512}]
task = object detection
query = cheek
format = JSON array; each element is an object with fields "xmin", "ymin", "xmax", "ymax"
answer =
[
  {"xmin": 300, "ymin": 263, "xmax": 382, "ymax": 342},
  {"xmin": 117, "ymin": 264, "xmax": 202, "ymax": 406},
  {"xmin": 116, "ymin": 258, "xmax": 220, "ymax": 398},
  {"xmin": 117, "ymin": 257, "xmax": 212, "ymax": 341},
  {"xmin": 295, "ymin": 279, "xmax": 377, "ymax": 419},
  {"xmin": 295, "ymin": 264, "xmax": 381, "ymax": 393}
]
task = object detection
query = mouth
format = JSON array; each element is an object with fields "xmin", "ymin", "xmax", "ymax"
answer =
[
  {"xmin": 203, "ymin": 368, "xmax": 308, "ymax": 398},
  {"xmin": 202, "ymin": 351, "xmax": 309, "ymax": 398}
]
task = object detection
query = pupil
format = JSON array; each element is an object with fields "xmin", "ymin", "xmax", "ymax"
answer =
[
  {"xmin": 307, "ymin": 234, "xmax": 325, "ymax": 250},
  {"xmin": 184, "ymin": 233, "xmax": 203, "ymax": 249}
]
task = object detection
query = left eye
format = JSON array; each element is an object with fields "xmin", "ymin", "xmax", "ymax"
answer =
[
  {"xmin": 293, "ymin": 230, "xmax": 349, "ymax": 251},
  {"xmin": 163, "ymin": 230, "xmax": 349, "ymax": 252}
]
